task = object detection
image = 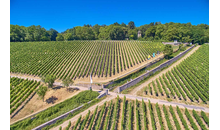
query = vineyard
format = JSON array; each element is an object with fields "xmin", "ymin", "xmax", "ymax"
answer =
[
  {"xmin": 60, "ymin": 97, "xmax": 209, "ymax": 130},
  {"xmin": 10, "ymin": 77, "xmax": 40, "ymax": 115},
  {"xmin": 138, "ymin": 44, "xmax": 209, "ymax": 104},
  {"xmin": 10, "ymin": 41, "xmax": 164, "ymax": 82}
]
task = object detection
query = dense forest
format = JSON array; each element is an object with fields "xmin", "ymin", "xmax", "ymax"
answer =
[{"xmin": 10, "ymin": 21, "xmax": 209, "ymax": 44}]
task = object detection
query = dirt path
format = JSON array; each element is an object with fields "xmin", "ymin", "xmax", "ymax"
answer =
[
  {"xmin": 131, "ymin": 45, "xmax": 201, "ymax": 95},
  {"xmin": 51, "ymin": 95, "xmax": 115, "ymax": 130}
]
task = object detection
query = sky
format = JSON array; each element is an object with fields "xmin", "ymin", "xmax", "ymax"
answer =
[{"xmin": 10, "ymin": 0, "xmax": 209, "ymax": 32}]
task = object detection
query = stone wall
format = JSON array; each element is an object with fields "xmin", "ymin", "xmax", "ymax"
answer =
[{"xmin": 96, "ymin": 90, "xmax": 108, "ymax": 99}]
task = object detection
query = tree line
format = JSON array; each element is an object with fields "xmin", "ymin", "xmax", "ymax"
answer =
[{"xmin": 10, "ymin": 21, "xmax": 209, "ymax": 44}]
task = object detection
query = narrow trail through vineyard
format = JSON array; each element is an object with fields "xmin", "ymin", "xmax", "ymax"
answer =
[{"xmin": 130, "ymin": 45, "xmax": 201, "ymax": 96}]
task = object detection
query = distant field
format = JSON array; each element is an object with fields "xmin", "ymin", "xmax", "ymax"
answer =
[
  {"xmin": 138, "ymin": 44, "xmax": 209, "ymax": 104},
  {"xmin": 10, "ymin": 41, "xmax": 164, "ymax": 81}
]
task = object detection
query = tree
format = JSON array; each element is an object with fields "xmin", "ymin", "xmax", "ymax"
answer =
[
  {"xmin": 121, "ymin": 22, "xmax": 126, "ymax": 27},
  {"xmin": 128, "ymin": 29, "xmax": 137, "ymax": 40},
  {"xmin": 155, "ymin": 22, "xmax": 161, "ymax": 25},
  {"xmin": 113, "ymin": 22, "xmax": 120, "ymax": 26},
  {"xmin": 25, "ymin": 26, "xmax": 35, "ymax": 41},
  {"xmin": 163, "ymin": 26, "xmax": 179, "ymax": 41},
  {"xmin": 41, "ymin": 75, "xmax": 57, "ymax": 88},
  {"xmin": 109, "ymin": 26, "xmax": 125, "ymax": 40},
  {"xmin": 163, "ymin": 44, "xmax": 173, "ymax": 59},
  {"xmin": 62, "ymin": 77, "xmax": 74, "ymax": 91},
  {"xmin": 10, "ymin": 22, "xmax": 209, "ymax": 42},
  {"xmin": 83, "ymin": 24, "xmax": 92, "ymax": 27},
  {"xmin": 149, "ymin": 22, "xmax": 154, "ymax": 26},
  {"xmin": 10, "ymin": 25, "xmax": 26, "ymax": 42},
  {"xmin": 178, "ymin": 43, "xmax": 186, "ymax": 51},
  {"xmin": 98, "ymin": 26, "xmax": 109, "ymax": 40},
  {"xmin": 48, "ymin": 28, "xmax": 58, "ymax": 41},
  {"xmin": 56, "ymin": 33, "xmax": 64, "ymax": 41},
  {"xmin": 64, "ymin": 33, "xmax": 74, "ymax": 41},
  {"xmin": 155, "ymin": 24, "xmax": 166, "ymax": 40},
  {"xmin": 40, "ymin": 31, "xmax": 50, "ymax": 41},
  {"xmin": 128, "ymin": 21, "xmax": 135, "ymax": 29},
  {"xmin": 33, "ymin": 25, "xmax": 47, "ymax": 41},
  {"xmin": 129, "ymin": 35, "xmax": 134, "ymax": 40},
  {"xmin": 137, "ymin": 24, "xmax": 151, "ymax": 38},
  {"xmin": 145, "ymin": 26, "xmax": 156, "ymax": 38},
  {"xmin": 93, "ymin": 24, "xmax": 100, "ymax": 39},
  {"xmin": 75, "ymin": 26, "xmax": 95, "ymax": 40},
  {"xmin": 36, "ymin": 85, "xmax": 48, "ymax": 102}
]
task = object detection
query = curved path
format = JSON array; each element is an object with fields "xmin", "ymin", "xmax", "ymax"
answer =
[
  {"xmin": 11, "ymin": 74, "xmax": 209, "ymax": 130},
  {"xmin": 11, "ymin": 74, "xmax": 209, "ymax": 113}
]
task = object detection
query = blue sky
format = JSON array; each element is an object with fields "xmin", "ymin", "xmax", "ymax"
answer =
[{"xmin": 10, "ymin": 0, "xmax": 209, "ymax": 32}]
